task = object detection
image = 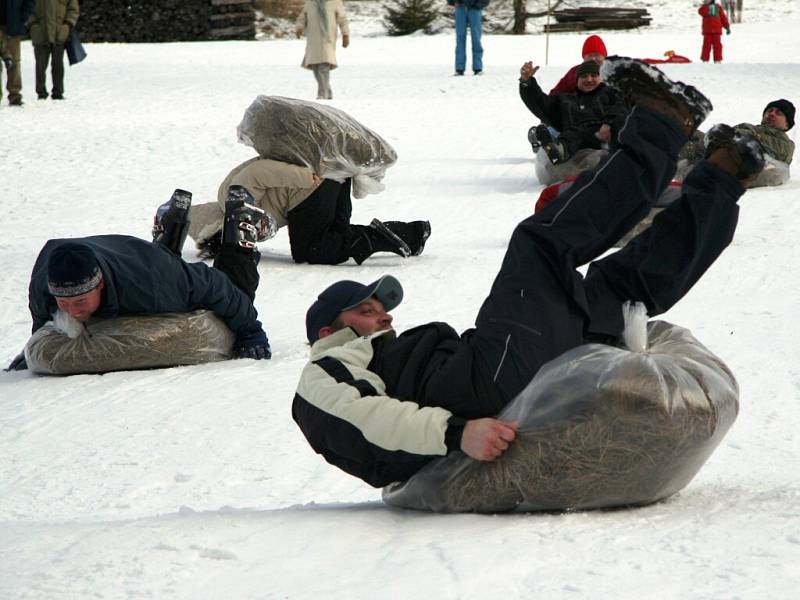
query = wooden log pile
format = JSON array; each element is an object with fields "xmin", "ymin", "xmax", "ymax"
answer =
[
  {"xmin": 78, "ymin": 0, "xmax": 255, "ymax": 43},
  {"xmin": 545, "ymin": 7, "xmax": 651, "ymax": 33}
]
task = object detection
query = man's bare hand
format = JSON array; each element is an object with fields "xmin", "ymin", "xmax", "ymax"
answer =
[
  {"xmin": 461, "ymin": 418, "xmax": 518, "ymax": 461},
  {"xmin": 596, "ymin": 123, "xmax": 612, "ymax": 142},
  {"xmin": 311, "ymin": 174, "xmax": 322, "ymax": 188},
  {"xmin": 519, "ymin": 61, "xmax": 539, "ymax": 82},
  {"xmin": 295, "ymin": 27, "xmax": 303, "ymax": 39},
  {"xmin": 342, "ymin": 34, "xmax": 350, "ymax": 48}
]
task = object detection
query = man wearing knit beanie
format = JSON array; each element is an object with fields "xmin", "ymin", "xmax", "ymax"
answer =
[{"xmin": 549, "ymin": 34, "xmax": 608, "ymax": 96}]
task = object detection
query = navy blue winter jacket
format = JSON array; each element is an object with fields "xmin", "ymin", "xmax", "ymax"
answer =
[
  {"xmin": 1, "ymin": 0, "xmax": 34, "ymax": 36},
  {"xmin": 28, "ymin": 235, "xmax": 262, "ymax": 338}
]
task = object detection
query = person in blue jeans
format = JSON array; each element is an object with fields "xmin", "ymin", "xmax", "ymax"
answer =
[{"xmin": 447, "ymin": 0, "xmax": 489, "ymax": 75}]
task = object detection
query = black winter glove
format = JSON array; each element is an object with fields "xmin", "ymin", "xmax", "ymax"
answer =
[
  {"xmin": 6, "ymin": 351, "xmax": 28, "ymax": 371},
  {"xmin": 235, "ymin": 329, "xmax": 272, "ymax": 360},
  {"xmin": 725, "ymin": 28, "xmax": 731, "ymax": 35}
]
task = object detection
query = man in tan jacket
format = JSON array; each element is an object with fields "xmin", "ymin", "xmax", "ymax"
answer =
[
  {"xmin": 27, "ymin": 0, "xmax": 78, "ymax": 100},
  {"xmin": 187, "ymin": 157, "xmax": 431, "ymax": 266},
  {"xmin": 295, "ymin": 0, "xmax": 349, "ymax": 100}
]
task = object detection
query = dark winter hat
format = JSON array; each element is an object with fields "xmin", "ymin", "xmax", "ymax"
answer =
[
  {"xmin": 576, "ymin": 60, "xmax": 600, "ymax": 78},
  {"xmin": 763, "ymin": 99, "xmax": 795, "ymax": 130},
  {"xmin": 306, "ymin": 275, "xmax": 403, "ymax": 343},
  {"xmin": 581, "ymin": 35, "xmax": 607, "ymax": 59},
  {"xmin": 47, "ymin": 242, "xmax": 103, "ymax": 297}
]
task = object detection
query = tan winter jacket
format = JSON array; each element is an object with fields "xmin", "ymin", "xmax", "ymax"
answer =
[
  {"xmin": 734, "ymin": 123, "xmax": 795, "ymax": 165},
  {"xmin": 296, "ymin": 0, "xmax": 349, "ymax": 69},
  {"xmin": 28, "ymin": 0, "xmax": 79, "ymax": 46},
  {"xmin": 188, "ymin": 158, "xmax": 316, "ymax": 245}
]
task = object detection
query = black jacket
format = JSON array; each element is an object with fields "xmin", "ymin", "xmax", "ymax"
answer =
[
  {"xmin": 519, "ymin": 77, "xmax": 628, "ymax": 133},
  {"xmin": 28, "ymin": 235, "xmax": 261, "ymax": 337},
  {"xmin": 1, "ymin": 0, "xmax": 34, "ymax": 36}
]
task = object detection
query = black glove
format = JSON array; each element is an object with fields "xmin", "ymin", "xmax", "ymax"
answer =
[
  {"xmin": 6, "ymin": 352, "xmax": 28, "ymax": 371},
  {"xmin": 725, "ymin": 28, "xmax": 731, "ymax": 35},
  {"xmin": 235, "ymin": 329, "xmax": 271, "ymax": 360}
]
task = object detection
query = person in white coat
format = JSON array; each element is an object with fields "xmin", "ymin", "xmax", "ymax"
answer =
[{"xmin": 295, "ymin": 0, "xmax": 350, "ymax": 100}]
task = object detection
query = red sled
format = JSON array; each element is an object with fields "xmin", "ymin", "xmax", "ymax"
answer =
[{"xmin": 642, "ymin": 50, "xmax": 691, "ymax": 65}]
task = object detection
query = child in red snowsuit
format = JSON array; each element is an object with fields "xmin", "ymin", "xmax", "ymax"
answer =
[{"xmin": 699, "ymin": 0, "xmax": 731, "ymax": 63}]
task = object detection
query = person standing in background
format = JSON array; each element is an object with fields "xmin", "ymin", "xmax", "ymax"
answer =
[
  {"xmin": 295, "ymin": 0, "xmax": 349, "ymax": 100},
  {"xmin": 699, "ymin": 0, "xmax": 730, "ymax": 63},
  {"xmin": 27, "ymin": 0, "xmax": 78, "ymax": 100},
  {"xmin": 447, "ymin": 0, "xmax": 489, "ymax": 76},
  {"xmin": 0, "ymin": 0, "xmax": 34, "ymax": 106}
]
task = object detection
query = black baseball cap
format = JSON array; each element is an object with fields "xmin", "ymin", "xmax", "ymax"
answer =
[{"xmin": 305, "ymin": 275, "xmax": 403, "ymax": 343}]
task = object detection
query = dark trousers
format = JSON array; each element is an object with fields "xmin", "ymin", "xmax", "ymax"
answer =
[
  {"xmin": 34, "ymin": 43, "xmax": 65, "ymax": 98},
  {"xmin": 560, "ymin": 123, "xmax": 605, "ymax": 158},
  {"xmin": 470, "ymin": 106, "xmax": 743, "ymax": 409},
  {"xmin": 287, "ymin": 178, "xmax": 354, "ymax": 264},
  {"xmin": 212, "ymin": 246, "xmax": 260, "ymax": 302}
]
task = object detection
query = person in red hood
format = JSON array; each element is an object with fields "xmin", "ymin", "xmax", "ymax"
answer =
[
  {"xmin": 549, "ymin": 34, "xmax": 607, "ymax": 96},
  {"xmin": 699, "ymin": 0, "xmax": 731, "ymax": 63}
]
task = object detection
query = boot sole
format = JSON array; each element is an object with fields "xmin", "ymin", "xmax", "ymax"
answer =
[{"xmin": 601, "ymin": 56, "xmax": 713, "ymax": 132}]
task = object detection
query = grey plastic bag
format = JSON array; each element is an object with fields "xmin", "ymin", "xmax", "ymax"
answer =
[
  {"xmin": 383, "ymin": 306, "xmax": 739, "ymax": 513},
  {"xmin": 25, "ymin": 310, "xmax": 235, "ymax": 375},
  {"xmin": 236, "ymin": 96, "xmax": 397, "ymax": 199}
]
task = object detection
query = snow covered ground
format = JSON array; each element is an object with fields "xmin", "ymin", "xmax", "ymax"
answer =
[{"xmin": 2, "ymin": 8, "xmax": 800, "ymax": 599}]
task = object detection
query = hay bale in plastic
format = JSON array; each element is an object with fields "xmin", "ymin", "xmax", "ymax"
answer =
[
  {"xmin": 236, "ymin": 95, "xmax": 397, "ymax": 199},
  {"xmin": 25, "ymin": 309, "xmax": 235, "ymax": 375},
  {"xmin": 383, "ymin": 306, "xmax": 739, "ymax": 513},
  {"xmin": 535, "ymin": 147, "xmax": 606, "ymax": 186}
]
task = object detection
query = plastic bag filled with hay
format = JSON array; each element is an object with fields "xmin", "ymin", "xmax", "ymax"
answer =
[
  {"xmin": 383, "ymin": 303, "xmax": 739, "ymax": 513},
  {"xmin": 25, "ymin": 309, "xmax": 235, "ymax": 375},
  {"xmin": 236, "ymin": 96, "xmax": 397, "ymax": 199}
]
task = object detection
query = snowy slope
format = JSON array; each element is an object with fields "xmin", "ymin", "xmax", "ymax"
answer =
[{"xmin": 2, "ymin": 9, "xmax": 800, "ymax": 599}]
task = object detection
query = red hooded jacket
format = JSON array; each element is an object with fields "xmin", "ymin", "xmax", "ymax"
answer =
[{"xmin": 699, "ymin": 3, "xmax": 730, "ymax": 35}]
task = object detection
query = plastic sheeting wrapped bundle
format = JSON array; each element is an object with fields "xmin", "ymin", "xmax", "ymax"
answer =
[
  {"xmin": 383, "ymin": 304, "xmax": 739, "ymax": 513},
  {"xmin": 236, "ymin": 96, "xmax": 397, "ymax": 199},
  {"xmin": 25, "ymin": 310, "xmax": 235, "ymax": 375}
]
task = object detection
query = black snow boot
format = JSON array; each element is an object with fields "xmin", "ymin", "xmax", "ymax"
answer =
[
  {"xmin": 532, "ymin": 123, "xmax": 566, "ymax": 164},
  {"xmin": 152, "ymin": 188, "xmax": 192, "ymax": 255},
  {"xmin": 349, "ymin": 219, "xmax": 412, "ymax": 265},
  {"xmin": 382, "ymin": 220, "xmax": 431, "ymax": 256},
  {"xmin": 601, "ymin": 55, "xmax": 713, "ymax": 137},
  {"xmin": 222, "ymin": 185, "xmax": 277, "ymax": 250},
  {"xmin": 706, "ymin": 127, "xmax": 766, "ymax": 183}
]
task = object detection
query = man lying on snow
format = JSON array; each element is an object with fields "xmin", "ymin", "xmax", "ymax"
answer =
[
  {"xmin": 679, "ymin": 98, "xmax": 796, "ymax": 168},
  {"xmin": 5, "ymin": 187, "xmax": 272, "ymax": 371},
  {"xmin": 292, "ymin": 56, "xmax": 767, "ymax": 488},
  {"xmin": 186, "ymin": 158, "xmax": 430, "ymax": 266},
  {"xmin": 520, "ymin": 59, "xmax": 628, "ymax": 164}
]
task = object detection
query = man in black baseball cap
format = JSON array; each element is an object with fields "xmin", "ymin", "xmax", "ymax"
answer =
[{"xmin": 292, "ymin": 57, "xmax": 766, "ymax": 488}]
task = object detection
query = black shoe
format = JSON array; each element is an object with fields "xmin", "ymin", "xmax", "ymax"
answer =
[
  {"xmin": 534, "ymin": 124, "xmax": 565, "ymax": 164},
  {"xmin": 197, "ymin": 230, "xmax": 223, "ymax": 260},
  {"xmin": 706, "ymin": 128, "xmax": 766, "ymax": 181},
  {"xmin": 152, "ymin": 189, "xmax": 192, "ymax": 255},
  {"xmin": 8, "ymin": 97, "xmax": 23, "ymax": 107},
  {"xmin": 473, "ymin": 70, "xmax": 483, "ymax": 76},
  {"xmin": 223, "ymin": 185, "xmax": 272, "ymax": 250},
  {"xmin": 37, "ymin": 93, "xmax": 48, "ymax": 100},
  {"xmin": 52, "ymin": 94, "xmax": 64, "ymax": 100},
  {"xmin": 527, "ymin": 126, "xmax": 542, "ymax": 151},
  {"xmin": 348, "ymin": 219, "xmax": 412, "ymax": 265},
  {"xmin": 382, "ymin": 220, "xmax": 431, "ymax": 256},
  {"xmin": 455, "ymin": 70, "xmax": 465, "ymax": 76},
  {"xmin": 703, "ymin": 123, "xmax": 736, "ymax": 157},
  {"xmin": 600, "ymin": 55, "xmax": 712, "ymax": 137}
]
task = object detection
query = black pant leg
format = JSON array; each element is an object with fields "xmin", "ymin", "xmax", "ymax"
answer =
[
  {"xmin": 213, "ymin": 246, "xmax": 260, "ymax": 301},
  {"xmin": 471, "ymin": 107, "xmax": 687, "ymax": 404},
  {"xmin": 51, "ymin": 44, "xmax": 65, "ymax": 97},
  {"xmin": 287, "ymin": 178, "xmax": 353, "ymax": 264},
  {"xmin": 34, "ymin": 44, "xmax": 50, "ymax": 97},
  {"xmin": 583, "ymin": 160, "xmax": 743, "ymax": 340}
]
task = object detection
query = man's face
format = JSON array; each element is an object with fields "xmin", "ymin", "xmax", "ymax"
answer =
[
  {"xmin": 54, "ymin": 281, "xmax": 104, "ymax": 322},
  {"xmin": 762, "ymin": 107, "xmax": 789, "ymax": 131},
  {"xmin": 583, "ymin": 52, "xmax": 605, "ymax": 65},
  {"xmin": 577, "ymin": 73, "xmax": 602, "ymax": 93},
  {"xmin": 337, "ymin": 297, "xmax": 393, "ymax": 337}
]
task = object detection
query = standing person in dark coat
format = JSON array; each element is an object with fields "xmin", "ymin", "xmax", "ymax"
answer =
[
  {"xmin": 549, "ymin": 34, "xmax": 608, "ymax": 96},
  {"xmin": 0, "ymin": 0, "xmax": 33, "ymax": 106},
  {"xmin": 6, "ymin": 189, "xmax": 272, "ymax": 371},
  {"xmin": 447, "ymin": 0, "xmax": 489, "ymax": 76},
  {"xmin": 698, "ymin": 0, "xmax": 730, "ymax": 63},
  {"xmin": 520, "ymin": 59, "xmax": 628, "ymax": 164},
  {"xmin": 26, "ymin": 0, "xmax": 78, "ymax": 100},
  {"xmin": 291, "ymin": 57, "xmax": 767, "ymax": 488}
]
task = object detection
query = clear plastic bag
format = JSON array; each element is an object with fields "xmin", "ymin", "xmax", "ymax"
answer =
[
  {"xmin": 383, "ymin": 310, "xmax": 739, "ymax": 513},
  {"xmin": 751, "ymin": 155, "xmax": 790, "ymax": 188},
  {"xmin": 25, "ymin": 310, "xmax": 235, "ymax": 375},
  {"xmin": 236, "ymin": 96, "xmax": 397, "ymax": 199}
]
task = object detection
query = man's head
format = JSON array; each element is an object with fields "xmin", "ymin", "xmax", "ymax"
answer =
[
  {"xmin": 581, "ymin": 35, "xmax": 607, "ymax": 64},
  {"xmin": 306, "ymin": 275, "xmax": 403, "ymax": 343},
  {"xmin": 47, "ymin": 242, "xmax": 105, "ymax": 321},
  {"xmin": 576, "ymin": 60, "xmax": 602, "ymax": 93},
  {"xmin": 762, "ymin": 99, "xmax": 795, "ymax": 131}
]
